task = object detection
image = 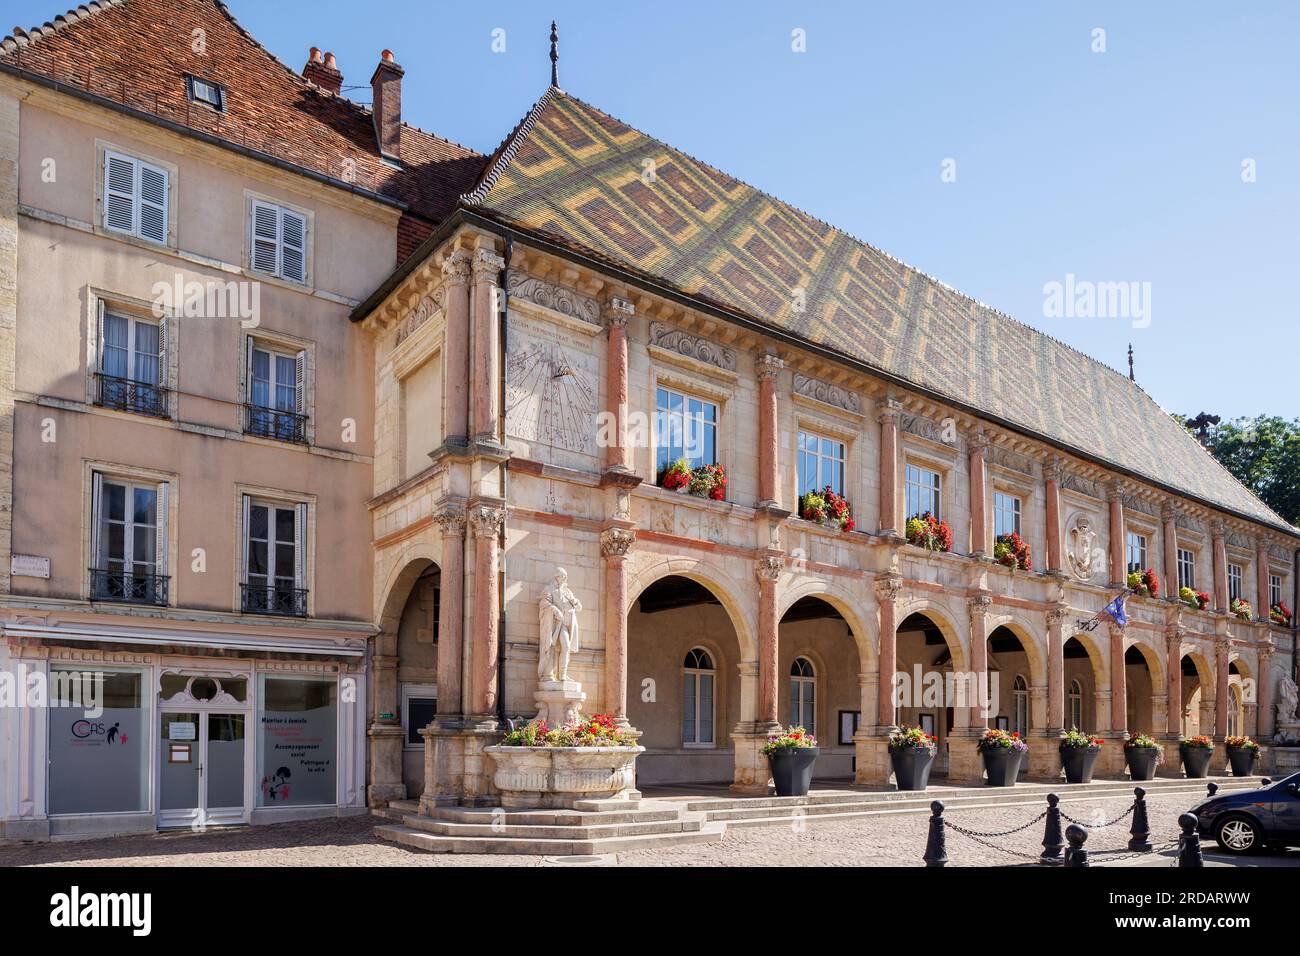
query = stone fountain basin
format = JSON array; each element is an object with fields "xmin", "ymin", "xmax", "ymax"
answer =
[{"xmin": 484, "ymin": 745, "xmax": 644, "ymax": 809}]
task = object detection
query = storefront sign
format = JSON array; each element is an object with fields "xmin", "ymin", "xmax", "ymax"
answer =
[
  {"xmin": 168, "ymin": 742, "xmax": 192, "ymax": 764},
  {"xmin": 168, "ymin": 722, "xmax": 196, "ymax": 741},
  {"xmin": 10, "ymin": 554, "xmax": 50, "ymax": 578}
]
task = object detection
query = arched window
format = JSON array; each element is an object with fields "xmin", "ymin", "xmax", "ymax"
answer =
[
  {"xmin": 1068, "ymin": 679, "xmax": 1083, "ymax": 731},
  {"xmin": 1012, "ymin": 675, "xmax": 1029, "ymax": 738},
  {"xmin": 1227, "ymin": 684, "xmax": 1242, "ymax": 737},
  {"xmin": 682, "ymin": 648, "xmax": 715, "ymax": 747},
  {"xmin": 789, "ymin": 656, "xmax": 816, "ymax": 732}
]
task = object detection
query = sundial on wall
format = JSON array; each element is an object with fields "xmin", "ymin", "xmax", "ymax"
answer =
[{"xmin": 505, "ymin": 336, "xmax": 596, "ymax": 453}]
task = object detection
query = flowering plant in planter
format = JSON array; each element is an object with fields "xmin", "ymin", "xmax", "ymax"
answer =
[
  {"xmin": 1127, "ymin": 568, "xmax": 1160, "ymax": 598},
  {"xmin": 1060, "ymin": 729, "xmax": 1103, "ymax": 750},
  {"xmin": 905, "ymin": 512, "xmax": 953, "ymax": 553},
  {"xmin": 760, "ymin": 726, "xmax": 818, "ymax": 755},
  {"xmin": 993, "ymin": 531, "xmax": 1032, "ymax": 571},
  {"xmin": 1181, "ymin": 734, "xmax": 1214, "ymax": 750},
  {"xmin": 1180, "ymin": 586, "xmax": 1210, "ymax": 611},
  {"xmin": 800, "ymin": 486, "xmax": 856, "ymax": 532},
  {"xmin": 658, "ymin": 458, "xmax": 727, "ymax": 501},
  {"xmin": 976, "ymin": 728, "xmax": 1028, "ymax": 753},
  {"xmin": 499, "ymin": 713, "xmax": 637, "ymax": 748},
  {"xmin": 1229, "ymin": 597, "xmax": 1254, "ymax": 621},
  {"xmin": 1125, "ymin": 732, "xmax": 1166, "ymax": 764},
  {"xmin": 1225, "ymin": 735, "xmax": 1260, "ymax": 753},
  {"xmin": 888, "ymin": 725, "xmax": 938, "ymax": 754},
  {"xmin": 1270, "ymin": 602, "xmax": 1293, "ymax": 626}
]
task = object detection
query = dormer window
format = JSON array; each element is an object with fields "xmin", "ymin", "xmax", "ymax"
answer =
[{"xmin": 187, "ymin": 76, "xmax": 226, "ymax": 112}]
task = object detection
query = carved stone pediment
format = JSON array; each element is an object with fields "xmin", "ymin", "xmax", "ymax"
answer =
[
  {"xmin": 792, "ymin": 373, "xmax": 860, "ymax": 414},
  {"xmin": 1060, "ymin": 472, "xmax": 1103, "ymax": 500},
  {"xmin": 986, "ymin": 445, "xmax": 1034, "ymax": 476},
  {"xmin": 507, "ymin": 272, "xmax": 600, "ymax": 325},
  {"xmin": 899, "ymin": 412, "xmax": 955, "ymax": 447},
  {"xmin": 394, "ymin": 287, "xmax": 444, "ymax": 347},
  {"xmin": 649, "ymin": 321, "xmax": 736, "ymax": 372}
]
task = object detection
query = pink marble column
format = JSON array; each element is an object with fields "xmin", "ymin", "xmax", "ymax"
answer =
[
  {"xmin": 1212, "ymin": 521, "xmax": 1228, "ymax": 612},
  {"xmin": 601, "ymin": 528, "xmax": 634, "ymax": 724},
  {"xmin": 1109, "ymin": 622, "xmax": 1127, "ymax": 733},
  {"xmin": 435, "ymin": 509, "xmax": 466, "ymax": 716},
  {"xmin": 1046, "ymin": 607, "xmax": 1067, "ymax": 732},
  {"xmin": 1257, "ymin": 644, "xmax": 1276, "ymax": 738},
  {"xmin": 1108, "ymin": 486, "xmax": 1126, "ymax": 587},
  {"xmin": 968, "ymin": 595, "xmax": 991, "ymax": 730},
  {"xmin": 1166, "ymin": 629, "xmax": 1183, "ymax": 736},
  {"xmin": 877, "ymin": 398, "xmax": 901, "ymax": 535},
  {"xmin": 471, "ymin": 249, "xmax": 504, "ymax": 443},
  {"xmin": 756, "ymin": 556, "xmax": 782, "ymax": 725},
  {"xmin": 1256, "ymin": 539, "xmax": 1271, "ymax": 613},
  {"xmin": 604, "ymin": 304, "xmax": 633, "ymax": 475},
  {"xmin": 1162, "ymin": 505, "xmax": 1180, "ymax": 602},
  {"xmin": 467, "ymin": 505, "xmax": 504, "ymax": 718},
  {"xmin": 441, "ymin": 250, "xmax": 472, "ymax": 444},
  {"xmin": 756, "ymin": 355, "xmax": 783, "ymax": 509},
  {"xmin": 875, "ymin": 576, "xmax": 901, "ymax": 726},
  {"xmin": 1044, "ymin": 459, "xmax": 1063, "ymax": 573},
  {"xmin": 968, "ymin": 433, "xmax": 988, "ymax": 556},
  {"xmin": 1214, "ymin": 637, "xmax": 1231, "ymax": 737}
]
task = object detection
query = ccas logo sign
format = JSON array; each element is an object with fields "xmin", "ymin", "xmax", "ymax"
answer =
[{"xmin": 71, "ymin": 720, "xmax": 128, "ymax": 745}]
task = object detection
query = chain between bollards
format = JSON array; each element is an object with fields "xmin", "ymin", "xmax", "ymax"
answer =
[{"xmin": 923, "ymin": 800, "xmax": 948, "ymax": 868}]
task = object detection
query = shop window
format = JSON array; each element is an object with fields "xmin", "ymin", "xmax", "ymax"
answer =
[
  {"xmin": 257, "ymin": 676, "xmax": 337, "ymax": 807},
  {"xmin": 47, "ymin": 669, "xmax": 149, "ymax": 815}
]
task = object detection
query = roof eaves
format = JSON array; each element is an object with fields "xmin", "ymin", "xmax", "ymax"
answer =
[{"xmin": 460, "ymin": 85, "xmax": 559, "ymax": 207}]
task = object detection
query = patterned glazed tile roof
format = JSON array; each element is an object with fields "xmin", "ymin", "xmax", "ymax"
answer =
[
  {"xmin": 464, "ymin": 89, "xmax": 1296, "ymax": 534},
  {"xmin": 0, "ymin": 0, "xmax": 488, "ymax": 265}
]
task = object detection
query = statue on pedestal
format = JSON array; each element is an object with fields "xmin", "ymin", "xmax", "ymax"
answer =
[
  {"xmin": 1275, "ymin": 675, "xmax": 1300, "ymax": 745},
  {"xmin": 535, "ymin": 567, "xmax": 586, "ymax": 726}
]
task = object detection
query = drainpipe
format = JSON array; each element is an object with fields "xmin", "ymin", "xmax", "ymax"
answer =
[
  {"xmin": 1292, "ymin": 546, "xmax": 1299, "ymax": 701},
  {"xmin": 495, "ymin": 235, "xmax": 512, "ymax": 727}
]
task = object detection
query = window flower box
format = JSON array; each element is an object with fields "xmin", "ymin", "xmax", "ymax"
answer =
[
  {"xmin": 1180, "ymin": 586, "xmax": 1210, "ymax": 611},
  {"xmin": 905, "ymin": 512, "xmax": 953, "ymax": 553},
  {"xmin": 658, "ymin": 458, "xmax": 727, "ymax": 501},
  {"xmin": 993, "ymin": 531, "xmax": 1032, "ymax": 571},
  {"xmin": 1270, "ymin": 602, "xmax": 1293, "ymax": 626},
  {"xmin": 1229, "ymin": 598, "xmax": 1253, "ymax": 621},
  {"xmin": 799, "ymin": 486, "xmax": 855, "ymax": 532},
  {"xmin": 1127, "ymin": 568, "xmax": 1160, "ymax": 599}
]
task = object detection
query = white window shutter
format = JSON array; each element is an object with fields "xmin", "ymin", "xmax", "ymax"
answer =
[
  {"xmin": 138, "ymin": 162, "xmax": 168, "ymax": 243},
  {"xmin": 156, "ymin": 318, "xmax": 169, "ymax": 397},
  {"xmin": 251, "ymin": 201, "xmax": 280, "ymax": 275},
  {"xmin": 295, "ymin": 350, "xmax": 306, "ymax": 417},
  {"xmin": 244, "ymin": 336, "xmax": 255, "ymax": 407},
  {"xmin": 240, "ymin": 494, "xmax": 251, "ymax": 586},
  {"xmin": 155, "ymin": 482, "xmax": 169, "ymax": 582},
  {"xmin": 280, "ymin": 209, "xmax": 306, "ymax": 283},
  {"xmin": 90, "ymin": 472, "xmax": 104, "ymax": 569},
  {"xmin": 95, "ymin": 299, "xmax": 106, "ymax": 373},
  {"xmin": 294, "ymin": 502, "xmax": 308, "ymax": 593},
  {"xmin": 103, "ymin": 152, "xmax": 137, "ymax": 235}
]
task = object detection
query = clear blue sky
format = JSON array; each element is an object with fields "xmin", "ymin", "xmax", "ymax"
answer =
[{"xmin": 12, "ymin": 0, "xmax": 1299, "ymax": 419}]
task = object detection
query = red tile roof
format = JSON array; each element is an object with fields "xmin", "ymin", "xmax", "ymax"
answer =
[{"xmin": 0, "ymin": 0, "xmax": 487, "ymax": 265}]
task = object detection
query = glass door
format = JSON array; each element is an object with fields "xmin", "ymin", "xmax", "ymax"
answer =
[
  {"xmin": 157, "ymin": 711, "xmax": 247, "ymax": 828},
  {"xmin": 159, "ymin": 711, "xmax": 200, "ymax": 828},
  {"xmin": 204, "ymin": 713, "xmax": 246, "ymax": 826}
]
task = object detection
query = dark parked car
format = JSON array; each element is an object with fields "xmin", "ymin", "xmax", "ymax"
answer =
[{"xmin": 1190, "ymin": 772, "xmax": 1300, "ymax": 854}]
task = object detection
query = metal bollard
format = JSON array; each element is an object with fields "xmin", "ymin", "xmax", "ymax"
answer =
[
  {"xmin": 1128, "ymin": 786, "xmax": 1152, "ymax": 852},
  {"xmin": 1064, "ymin": 823, "xmax": 1090, "ymax": 867},
  {"xmin": 1206, "ymin": 782, "xmax": 1218, "ymax": 797},
  {"xmin": 1177, "ymin": 812, "xmax": 1204, "ymax": 868},
  {"xmin": 1040, "ymin": 792, "xmax": 1064, "ymax": 865},
  {"xmin": 923, "ymin": 800, "xmax": 948, "ymax": 868}
]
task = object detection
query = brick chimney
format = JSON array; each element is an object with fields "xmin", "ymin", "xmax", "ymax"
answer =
[
  {"xmin": 370, "ymin": 49, "xmax": 404, "ymax": 162},
  {"xmin": 303, "ymin": 47, "xmax": 343, "ymax": 95}
]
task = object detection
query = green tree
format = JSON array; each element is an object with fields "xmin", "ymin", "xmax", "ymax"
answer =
[{"xmin": 1184, "ymin": 415, "xmax": 1300, "ymax": 526}]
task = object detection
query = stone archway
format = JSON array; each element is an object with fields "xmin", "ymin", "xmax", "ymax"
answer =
[
  {"xmin": 1180, "ymin": 650, "xmax": 1215, "ymax": 737},
  {"xmin": 1124, "ymin": 641, "xmax": 1164, "ymax": 737},
  {"xmin": 893, "ymin": 605, "xmax": 968, "ymax": 777},
  {"xmin": 1063, "ymin": 633, "xmax": 1106, "ymax": 733}
]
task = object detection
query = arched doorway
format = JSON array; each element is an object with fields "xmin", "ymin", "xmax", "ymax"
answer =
[
  {"xmin": 626, "ymin": 574, "xmax": 745, "ymax": 786},
  {"xmin": 1181, "ymin": 652, "xmax": 1214, "ymax": 737},
  {"xmin": 1063, "ymin": 635, "xmax": 1105, "ymax": 733},
  {"xmin": 1124, "ymin": 643, "xmax": 1161, "ymax": 736},
  {"xmin": 895, "ymin": 609, "xmax": 967, "ymax": 776}
]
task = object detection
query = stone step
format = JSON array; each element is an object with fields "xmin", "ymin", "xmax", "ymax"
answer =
[
  {"xmin": 431, "ymin": 804, "xmax": 684, "ymax": 827},
  {"xmin": 388, "ymin": 799, "xmax": 421, "ymax": 813},
  {"xmin": 375, "ymin": 806, "xmax": 704, "ymax": 839},
  {"xmin": 374, "ymin": 821, "xmax": 727, "ymax": 856}
]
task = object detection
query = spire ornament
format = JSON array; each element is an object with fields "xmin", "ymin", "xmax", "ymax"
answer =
[{"xmin": 549, "ymin": 21, "xmax": 559, "ymax": 88}]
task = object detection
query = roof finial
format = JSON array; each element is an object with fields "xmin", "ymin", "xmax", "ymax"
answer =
[
  {"xmin": 549, "ymin": 21, "xmax": 559, "ymax": 88},
  {"xmin": 1127, "ymin": 343, "xmax": 1134, "ymax": 381}
]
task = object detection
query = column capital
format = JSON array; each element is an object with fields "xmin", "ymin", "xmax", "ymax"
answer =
[
  {"xmin": 434, "ymin": 506, "xmax": 466, "ymax": 538},
  {"xmin": 1161, "ymin": 500, "xmax": 1180, "ymax": 522},
  {"xmin": 874, "ymin": 574, "xmax": 903, "ymax": 603},
  {"xmin": 1210, "ymin": 517, "xmax": 1227, "ymax": 539},
  {"xmin": 1046, "ymin": 605, "xmax": 1070, "ymax": 627},
  {"xmin": 604, "ymin": 294, "xmax": 634, "ymax": 327},
  {"xmin": 1257, "ymin": 641, "xmax": 1276, "ymax": 661},
  {"xmin": 1107, "ymin": 480, "xmax": 1127, "ymax": 503},
  {"xmin": 600, "ymin": 527, "xmax": 635, "ymax": 558},
  {"xmin": 467, "ymin": 504, "xmax": 505, "ymax": 539},
  {"xmin": 1044, "ymin": 455, "xmax": 1066, "ymax": 484},
  {"xmin": 471, "ymin": 248, "xmax": 504, "ymax": 281},
  {"xmin": 756, "ymin": 353, "xmax": 784, "ymax": 381},
  {"xmin": 876, "ymin": 396, "xmax": 902, "ymax": 426},
  {"xmin": 441, "ymin": 249, "xmax": 472, "ymax": 285},
  {"xmin": 968, "ymin": 592, "xmax": 993, "ymax": 614},
  {"xmin": 755, "ymin": 554, "xmax": 783, "ymax": 583},
  {"xmin": 1109, "ymin": 619, "xmax": 1126, "ymax": 639},
  {"xmin": 966, "ymin": 429, "xmax": 990, "ymax": 455}
]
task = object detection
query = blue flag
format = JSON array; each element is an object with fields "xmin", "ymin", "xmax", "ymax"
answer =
[{"xmin": 1103, "ymin": 593, "xmax": 1128, "ymax": 627}]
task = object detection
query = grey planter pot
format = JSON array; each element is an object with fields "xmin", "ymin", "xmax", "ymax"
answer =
[
  {"xmin": 1125, "ymin": 747, "xmax": 1160, "ymax": 781},
  {"xmin": 1060, "ymin": 746, "xmax": 1101, "ymax": 784},
  {"xmin": 1226, "ymin": 747, "xmax": 1257, "ymax": 777},
  {"xmin": 981, "ymin": 747, "xmax": 1025, "ymax": 786},
  {"xmin": 889, "ymin": 747, "xmax": 935, "ymax": 791},
  {"xmin": 1181, "ymin": 746, "xmax": 1214, "ymax": 779},
  {"xmin": 768, "ymin": 747, "xmax": 819, "ymax": 796}
]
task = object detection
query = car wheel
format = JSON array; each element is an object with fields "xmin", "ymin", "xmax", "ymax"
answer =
[{"xmin": 1215, "ymin": 815, "xmax": 1262, "ymax": 854}]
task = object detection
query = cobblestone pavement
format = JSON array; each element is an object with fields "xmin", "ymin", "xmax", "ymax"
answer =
[{"xmin": 1, "ymin": 791, "xmax": 1296, "ymax": 867}]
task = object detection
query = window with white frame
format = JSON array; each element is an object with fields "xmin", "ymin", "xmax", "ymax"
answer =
[
  {"xmin": 789, "ymin": 657, "xmax": 816, "ymax": 733},
  {"xmin": 241, "ymin": 496, "xmax": 307, "ymax": 616},
  {"xmin": 797, "ymin": 431, "xmax": 845, "ymax": 498},
  {"xmin": 655, "ymin": 387, "xmax": 717, "ymax": 476},
  {"xmin": 186, "ymin": 75, "xmax": 226, "ymax": 111},
  {"xmin": 682, "ymin": 647, "xmax": 715, "ymax": 747},
  {"xmin": 1228, "ymin": 563, "xmax": 1243, "ymax": 602},
  {"xmin": 992, "ymin": 491, "xmax": 1021, "ymax": 538},
  {"xmin": 1177, "ymin": 548, "xmax": 1196, "ymax": 590},
  {"xmin": 245, "ymin": 339, "xmax": 307, "ymax": 443},
  {"xmin": 1126, "ymin": 532, "xmax": 1148, "ymax": 574},
  {"xmin": 1011, "ymin": 675, "xmax": 1029, "ymax": 738},
  {"xmin": 1068, "ymin": 679, "xmax": 1083, "ymax": 731},
  {"xmin": 102, "ymin": 150, "xmax": 169, "ymax": 244},
  {"xmin": 250, "ymin": 200, "xmax": 308, "ymax": 284},
  {"xmin": 904, "ymin": 463, "xmax": 941, "ymax": 520},
  {"xmin": 1270, "ymin": 574, "xmax": 1283, "ymax": 608},
  {"xmin": 90, "ymin": 473, "xmax": 168, "ymax": 606},
  {"xmin": 95, "ymin": 304, "xmax": 167, "ymax": 417}
]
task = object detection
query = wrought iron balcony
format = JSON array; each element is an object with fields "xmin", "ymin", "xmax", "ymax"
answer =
[
  {"xmin": 241, "ymin": 583, "xmax": 309, "ymax": 617},
  {"xmin": 95, "ymin": 373, "xmax": 168, "ymax": 418},
  {"xmin": 89, "ymin": 568, "xmax": 169, "ymax": 606},
  {"xmin": 244, "ymin": 404, "xmax": 308, "ymax": 444}
]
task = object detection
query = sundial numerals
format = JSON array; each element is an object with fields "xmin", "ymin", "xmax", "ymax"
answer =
[{"xmin": 505, "ymin": 338, "xmax": 595, "ymax": 453}]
